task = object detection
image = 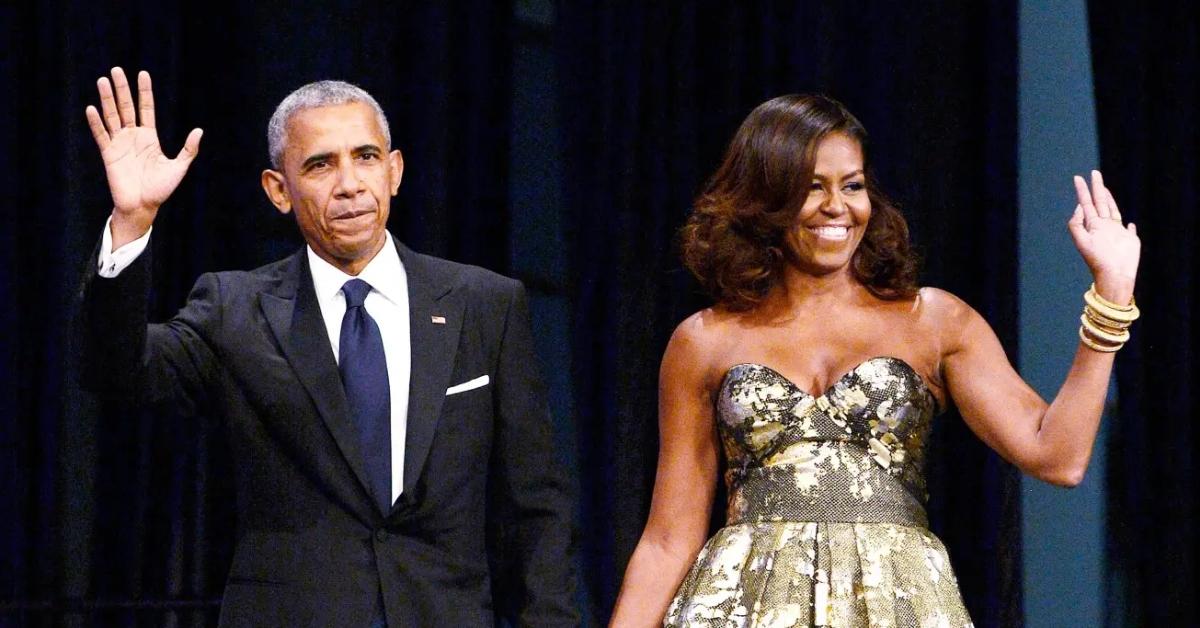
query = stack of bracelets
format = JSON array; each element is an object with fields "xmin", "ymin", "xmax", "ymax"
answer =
[{"xmin": 1078, "ymin": 283, "xmax": 1139, "ymax": 353}]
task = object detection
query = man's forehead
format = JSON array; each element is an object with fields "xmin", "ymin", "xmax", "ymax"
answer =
[{"xmin": 285, "ymin": 102, "xmax": 386, "ymax": 151}]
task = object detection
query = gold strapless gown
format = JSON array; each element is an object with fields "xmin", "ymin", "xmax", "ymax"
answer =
[{"xmin": 665, "ymin": 358, "xmax": 973, "ymax": 628}]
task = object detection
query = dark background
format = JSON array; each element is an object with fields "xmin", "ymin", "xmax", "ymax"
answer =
[{"xmin": 1, "ymin": 1, "xmax": 1193, "ymax": 626}]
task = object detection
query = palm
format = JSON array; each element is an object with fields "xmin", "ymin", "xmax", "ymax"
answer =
[
  {"xmin": 85, "ymin": 68, "xmax": 202, "ymax": 228},
  {"xmin": 1068, "ymin": 171, "xmax": 1141, "ymax": 284},
  {"xmin": 102, "ymin": 125, "xmax": 189, "ymax": 212}
]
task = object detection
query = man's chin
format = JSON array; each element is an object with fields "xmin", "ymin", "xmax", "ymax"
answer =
[
  {"xmin": 308, "ymin": 232, "xmax": 387, "ymax": 270},
  {"xmin": 334, "ymin": 239, "xmax": 385, "ymax": 260}
]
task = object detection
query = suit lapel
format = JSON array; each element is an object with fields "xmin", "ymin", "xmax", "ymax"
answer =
[
  {"xmin": 397, "ymin": 242, "xmax": 464, "ymax": 499},
  {"xmin": 259, "ymin": 252, "xmax": 376, "ymax": 508}
]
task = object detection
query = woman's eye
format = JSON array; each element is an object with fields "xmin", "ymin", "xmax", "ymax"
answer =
[
  {"xmin": 844, "ymin": 181, "xmax": 865, "ymax": 192},
  {"xmin": 810, "ymin": 182, "xmax": 824, "ymax": 191}
]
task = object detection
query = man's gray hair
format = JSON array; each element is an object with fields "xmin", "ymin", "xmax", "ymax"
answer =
[{"xmin": 267, "ymin": 80, "xmax": 391, "ymax": 169}]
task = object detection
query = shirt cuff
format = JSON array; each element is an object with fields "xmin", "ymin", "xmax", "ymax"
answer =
[{"xmin": 97, "ymin": 216, "xmax": 152, "ymax": 278}]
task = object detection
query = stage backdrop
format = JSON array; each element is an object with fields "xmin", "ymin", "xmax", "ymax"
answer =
[
  {"xmin": 2, "ymin": 1, "xmax": 1025, "ymax": 626},
  {"xmin": 1089, "ymin": 1, "xmax": 1200, "ymax": 624}
]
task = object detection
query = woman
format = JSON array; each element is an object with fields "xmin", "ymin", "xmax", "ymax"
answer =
[{"xmin": 609, "ymin": 95, "xmax": 1140, "ymax": 627}]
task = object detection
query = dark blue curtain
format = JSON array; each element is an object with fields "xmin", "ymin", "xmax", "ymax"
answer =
[
  {"xmin": 0, "ymin": 2, "xmax": 514, "ymax": 625},
  {"xmin": 559, "ymin": 2, "xmax": 1022, "ymax": 626},
  {"xmin": 5, "ymin": 2, "xmax": 1032, "ymax": 626},
  {"xmin": 1089, "ymin": 2, "xmax": 1199, "ymax": 625}
]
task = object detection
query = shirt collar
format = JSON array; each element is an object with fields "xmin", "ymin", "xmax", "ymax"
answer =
[{"xmin": 306, "ymin": 231, "xmax": 407, "ymax": 307}]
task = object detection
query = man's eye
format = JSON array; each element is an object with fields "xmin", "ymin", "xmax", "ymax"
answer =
[{"xmin": 358, "ymin": 153, "xmax": 379, "ymax": 161}]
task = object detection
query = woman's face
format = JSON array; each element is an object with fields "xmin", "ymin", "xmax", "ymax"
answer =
[{"xmin": 784, "ymin": 132, "xmax": 871, "ymax": 276}]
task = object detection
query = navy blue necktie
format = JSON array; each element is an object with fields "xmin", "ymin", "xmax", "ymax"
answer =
[{"xmin": 338, "ymin": 279, "xmax": 392, "ymax": 514}]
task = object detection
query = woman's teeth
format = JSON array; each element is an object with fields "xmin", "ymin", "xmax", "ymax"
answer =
[{"xmin": 809, "ymin": 225, "xmax": 850, "ymax": 240}]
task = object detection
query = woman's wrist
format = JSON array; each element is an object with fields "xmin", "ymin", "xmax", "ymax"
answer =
[{"xmin": 1091, "ymin": 273, "xmax": 1135, "ymax": 306}]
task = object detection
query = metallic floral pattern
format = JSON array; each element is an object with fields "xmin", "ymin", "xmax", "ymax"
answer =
[{"xmin": 666, "ymin": 358, "xmax": 973, "ymax": 627}]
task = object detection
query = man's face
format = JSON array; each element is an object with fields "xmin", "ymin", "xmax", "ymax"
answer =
[{"xmin": 262, "ymin": 102, "xmax": 403, "ymax": 275}]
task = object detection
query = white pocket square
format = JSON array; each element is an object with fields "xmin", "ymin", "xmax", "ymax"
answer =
[{"xmin": 446, "ymin": 375, "xmax": 489, "ymax": 396}]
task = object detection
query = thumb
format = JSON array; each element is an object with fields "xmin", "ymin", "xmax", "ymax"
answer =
[
  {"xmin": 1067, "ymin": 205, "xmax": 1089, "ymax": 246},
  {"xmin": 1067, "ymin": 205, "xmax": 1086, "ymax": 233},
  {"xmin": 176, "ymin": 128, "xmax": 203, "ymax": 164}
]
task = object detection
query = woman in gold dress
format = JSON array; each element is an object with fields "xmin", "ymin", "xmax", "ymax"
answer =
[{"xmin": 608, "ymin": 95, "xmax": 1141, "ymax": 627}]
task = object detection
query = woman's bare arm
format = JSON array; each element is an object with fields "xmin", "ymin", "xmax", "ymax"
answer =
[
  {"xmin": 938, "ymin": 171, "xmax": 1140, "ymax": 486},
  {"xmin": 609, "ymin": 314, "xmax": 721, "ymax": 626}
]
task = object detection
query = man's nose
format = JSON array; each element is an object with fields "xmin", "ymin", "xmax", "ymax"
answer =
[{"xmin": 333, "ymin": 161, "xmax": 365, "ymax": 197}]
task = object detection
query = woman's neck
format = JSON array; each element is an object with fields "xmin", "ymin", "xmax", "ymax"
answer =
[{"xmin": 749, "ymin": 265, "xmax": 865, "ymax": 324}]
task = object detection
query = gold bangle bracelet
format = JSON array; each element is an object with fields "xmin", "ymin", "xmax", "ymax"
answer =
[
  {"xmin": 1084, "ymin": 286, "xmax": 1140, "ymax": 323},
  {"xmin": 1079, "ymin": 325, "xmax": 1122, "ymax": 353},
  {"xmin": 1080, "ymin": 313, "xmax": 1130, "ymax": 343},
  {"xmin": 1083, "ymin": 307, "xmax": 1131, "ymax": 333}
]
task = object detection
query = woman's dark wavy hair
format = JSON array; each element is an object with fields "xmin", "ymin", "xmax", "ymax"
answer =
[{"xmin": 681, "ymin": 94, "xmax": 920, "ymax": 311}]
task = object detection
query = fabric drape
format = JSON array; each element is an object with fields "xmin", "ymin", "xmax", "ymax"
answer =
[
  {"xmin": 5, "ymin": 2, "xmax": 1033, "ymax": 626},
  {"xmin": 1089, "ymin": 2, "xmax": 1199, "ymax": 624}
]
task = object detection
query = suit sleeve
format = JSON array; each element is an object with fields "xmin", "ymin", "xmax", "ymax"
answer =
[
  {"xmin": 489, "ymin": 281, "xmax": 580, "ymax": 627},
  {"xmin": 79, "ymin": 237, "xmax": 221, "ymax": 415}
]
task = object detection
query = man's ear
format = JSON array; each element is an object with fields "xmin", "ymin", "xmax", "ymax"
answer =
[
  {"xmin": 261, "ymin": 169, "xmax": 292, "ymax": 214},
  {"xmin": 388, "ymin": 149, "xmax": 404, "ymax": 196}
]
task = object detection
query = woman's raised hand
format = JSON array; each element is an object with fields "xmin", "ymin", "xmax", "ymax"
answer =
[{"xmin": 1068, "ymin": 170, "xmax": 1140, "ymax": 303}]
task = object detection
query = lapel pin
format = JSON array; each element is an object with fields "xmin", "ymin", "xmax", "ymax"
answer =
[{"xmin": 431, "ymin": 315, "xmax": 446, "ymax": 324}]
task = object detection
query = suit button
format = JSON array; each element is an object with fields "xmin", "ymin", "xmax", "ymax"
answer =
[{"xmin": 375, "ymin": 528, "xmax": 388, "ymax": 542}]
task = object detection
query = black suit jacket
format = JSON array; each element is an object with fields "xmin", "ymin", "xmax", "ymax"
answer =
[{"xmin": 80, "ymin": 238, "xmax": 578, "ymax": 627}]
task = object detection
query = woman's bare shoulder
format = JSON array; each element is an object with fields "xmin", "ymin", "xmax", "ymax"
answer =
[
  {"xmin": 915, "ymin": 287, "xmax": 987, "ymax": 353},
  {"xmin": 672, "ymin": 306, "xmax": 741, "ymax": 344},
  {"xmin": 664, "ymin": 307, "xmax": 742, "ymax": 383},
  {"xmin": 916, "ymin": 287, "xmax": 977, "ymax": 321}
]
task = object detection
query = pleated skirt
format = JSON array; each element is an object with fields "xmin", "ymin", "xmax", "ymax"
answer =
[{"xmin": 665, "ymin": 521, "xmax": 973, "ymax": 628}]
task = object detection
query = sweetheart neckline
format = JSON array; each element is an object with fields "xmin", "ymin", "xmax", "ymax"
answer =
[{"xmin": 719, "ymin": 356, "xmax": 939, "ymax": 409}]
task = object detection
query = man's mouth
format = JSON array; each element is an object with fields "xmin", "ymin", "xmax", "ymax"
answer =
[{"xmin": 331, "ymin": 207, "xmax": 374, "ymax": 220}]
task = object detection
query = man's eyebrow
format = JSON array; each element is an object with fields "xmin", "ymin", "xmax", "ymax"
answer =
[
  {"xmin": 300, "ymin": 152, "xmax": 335, "ymax": 170},
  {"xmin": 352, "ymin": 144, "xmax": 384, "ymax": 155}
]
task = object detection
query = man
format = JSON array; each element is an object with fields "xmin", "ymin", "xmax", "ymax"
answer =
[{"xmin": 80, "ymin": 67, "xmax": 578, "ymax": 627}]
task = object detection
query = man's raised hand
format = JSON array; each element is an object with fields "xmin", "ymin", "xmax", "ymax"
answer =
[{"xmin": 85, "ymin": 67, "xmax": 202, "ymax": 248}]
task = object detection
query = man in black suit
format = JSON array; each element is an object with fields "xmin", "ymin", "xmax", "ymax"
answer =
[{"xmin": 80, "ymin": 67, "xmax": 578, "ymax": 626}]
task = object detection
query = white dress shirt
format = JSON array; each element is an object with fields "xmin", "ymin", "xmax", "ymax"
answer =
[
  {"xmin": 306, "ymin": 233, "xmax": 410, "ymax": 504},
  {"xmin": 98, "ymin": 219, "xmax": 411, "ymax": 504}
]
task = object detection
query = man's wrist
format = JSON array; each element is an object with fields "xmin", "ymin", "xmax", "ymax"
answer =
[
  {"xmin": 99, "ymin": 215, "xmax": 152, "ymax": 278},
  {"xmin": 109, "ymin": 211, "xmax": 154, "ymax": 250}
]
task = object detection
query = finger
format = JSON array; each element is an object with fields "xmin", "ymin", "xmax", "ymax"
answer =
[
  {"xmin": 1096, "ymin": 171, "xmax": 1122, "ymax": 222},
  {"xmin": 1068, "ymin": 204, "xmax": 1086, "ymax": 232},
  {"xmin": 1068, "ymin": 205, "xmax": 1090, "ymax": 251},
  {"xmin": 1090, "ymin": 170, "xmax": 1111, "ymax": 219},
  {"xmin": 97, "ymin": 77, "xmax": 122, "ymax": 135},
  {"xmin": 1073, "ymin": 175, "xmax": 1099, "ymax": 221},
  {"xmin": 137, "ymin": 71, "xmax": 156, "ymax": 129},
  {"xmin": 1094, "ymin": 170, "xmax": 1120, "ymax": 220},
  {"xmin": 111, "ymin": 67, "xmax": 137, "ymax": 128},
  {"xmin": 1068, "ymin": 204, "xmax": 1084, "ymax": 223},
  {"xmin": 175, "ymin": 128, "xmax": 204, "ymax": 164},
  {"xmin": 85, "ymin": 105, "xmax": 111, "ymax": 151}
]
